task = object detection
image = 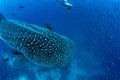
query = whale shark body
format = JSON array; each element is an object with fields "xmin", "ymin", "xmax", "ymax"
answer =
[{"xmin": 0, "ymin": 13, "xmax": 74, "ymax": 67}]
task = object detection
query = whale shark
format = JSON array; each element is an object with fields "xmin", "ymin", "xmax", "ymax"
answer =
[{"xmin": 0, "ymin": 13, "xmax": 75, "ymax": 67}]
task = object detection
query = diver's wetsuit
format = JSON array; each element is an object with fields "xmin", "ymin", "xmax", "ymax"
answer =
[{"xmin": 57, "ymin": 0, "xmax": 73, "ymax": 9}]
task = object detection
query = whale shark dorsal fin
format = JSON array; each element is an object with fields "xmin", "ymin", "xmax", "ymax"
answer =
[
  {"xmin": 44, "ymin": 23, "xmax": 53, "ymax": 31},
  {"xmin": 0, "ymin": 13, "xmax": 5, "ymax": 21}
]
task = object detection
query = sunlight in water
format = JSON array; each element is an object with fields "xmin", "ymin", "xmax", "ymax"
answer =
[{"xmin": 17, "ymin": 75, "xmax": 28, "ymax": 80}]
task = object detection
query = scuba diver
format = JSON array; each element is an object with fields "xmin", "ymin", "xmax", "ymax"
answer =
[{"xmin": 57, "ymin": 0, "xmax": 73, "ymax": 10}]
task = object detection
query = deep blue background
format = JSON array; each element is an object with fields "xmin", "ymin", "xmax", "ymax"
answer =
[{"xmin": 0, "ymin": 0, "xmax": 120, "ymax": 80}]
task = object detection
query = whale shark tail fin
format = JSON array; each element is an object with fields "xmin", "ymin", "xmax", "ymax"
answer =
[{"xmin": 0, "ymin": 13, "xmax": 5, "ymax": 22}]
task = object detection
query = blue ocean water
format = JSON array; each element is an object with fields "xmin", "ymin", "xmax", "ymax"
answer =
[{"xmin": 0, "ymin": 0, "xmax": 120, "ymax": 80}]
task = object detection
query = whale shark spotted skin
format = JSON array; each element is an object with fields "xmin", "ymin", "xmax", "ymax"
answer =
[{"xmin": 0, "ymin": 14, "xmax": 75, "ymax": 67}]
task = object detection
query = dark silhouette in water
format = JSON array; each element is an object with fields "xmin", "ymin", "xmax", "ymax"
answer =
[
  {"xmin": 19, "ymin": 6, "xmax": 24, "ymax": 9},
  {"xmin": 3, "ymin": 57, "xmax": 9, "ymax": 61}
]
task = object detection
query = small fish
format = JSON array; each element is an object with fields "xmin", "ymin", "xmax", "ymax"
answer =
[
  {"xmin": 19, "ymin": 6, "xmax": 24, "ymax": 9},
  {"xmin": 3, "ymin": 57, "xmax": 9, "ymax": 61},
  {"xmin": 0, "ymin": 13, "xmax": 75, "ymax": 67}
]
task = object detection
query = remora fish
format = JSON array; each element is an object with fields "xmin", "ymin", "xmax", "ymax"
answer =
[{"xmin": 0, "ymin": 13, "xmax": 75, "ymax": 67}]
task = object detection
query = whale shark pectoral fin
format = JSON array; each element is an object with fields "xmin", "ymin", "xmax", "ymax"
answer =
[{"xmin": 13, "ymin": 54, "xmax": 28, "ymax": 67}]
